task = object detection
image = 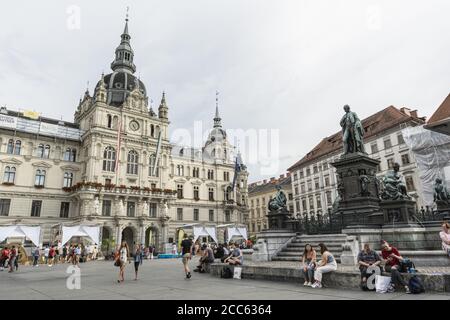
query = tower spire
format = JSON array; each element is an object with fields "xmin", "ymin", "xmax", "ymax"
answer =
[
  {"xmin": 111, "ymin": 7, "xmax": 136, "ymax": 74},
  {"xmin": 214, "ymin": 90, "xmax": 222, "ymax": 128}
]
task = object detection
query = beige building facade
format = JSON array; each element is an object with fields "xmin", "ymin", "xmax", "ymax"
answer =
[
  {"xmin": 0, "ymin": 18, "xmax": 249, "ymax": 251},
  {"xmin": 247, "ymin": 174, "xmax": 293, "ymax": 237}
]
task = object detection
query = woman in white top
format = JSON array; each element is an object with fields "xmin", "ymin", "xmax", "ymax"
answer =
[
  {"xmin": 118, "ymin": 241, "xmax": 130, "ymax": 283},
  {"xmin": 440, "ymin": 222, "xmax": 450, "ymax": 258}
]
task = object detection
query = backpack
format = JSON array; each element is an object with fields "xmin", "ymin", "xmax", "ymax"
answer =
[
  {"xmin": 399, "ymin": 258, "xmax": 415, "ymax": 273},
  {"xmin": 408, "ymin": 276, "xmax": 425, "ymax": 294},
  {"xmin": 220, "ymin": 266, "xmax": 233, "ymax": 279}
]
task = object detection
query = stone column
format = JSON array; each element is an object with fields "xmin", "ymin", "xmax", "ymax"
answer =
[
  {"xmin": 115, "ymin": 222, "xmax": 122, "ymax": 246},
  {"xmin": 139, "ymin": 219, "xmax": 145, "ymax": 245}
]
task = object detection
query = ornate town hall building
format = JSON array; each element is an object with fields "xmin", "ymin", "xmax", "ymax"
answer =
[{"xmin": 0, "ymin": 18, "xmax": 249, "ymax": 251}]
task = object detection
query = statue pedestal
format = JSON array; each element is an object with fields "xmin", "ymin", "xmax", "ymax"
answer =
[
  {"xmin": 331, "ymin": 153, "xmax": 383, "ymax": 228},
  {"xmin": 253, "ymin": 230, "xmax": 296, "ymax": 261},
  {"xmin": 436, "ymin": 201, "xmax": 450, "ymax": 220},
  {"xmin": 380, "ymin": 199, "xmax": 418, "ymax": 226},
  {"xmin": 267, "ymin": 209, "xmax": 291, "ymax": 230}
]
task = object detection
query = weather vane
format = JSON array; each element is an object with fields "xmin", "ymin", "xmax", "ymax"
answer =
[{"xmin": 126, "ymin": 6, "xmax": 130, "ymax": 21}]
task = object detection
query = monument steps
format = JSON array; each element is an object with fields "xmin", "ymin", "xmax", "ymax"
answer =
[{"xmin": 271, "ymin": 233, "xmax": 348, "ymax": 262}]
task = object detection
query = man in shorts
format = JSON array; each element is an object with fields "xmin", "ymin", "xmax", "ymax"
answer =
[{"xmin": 180, "ymin": 234, "xmax": 193, "ymax": 279}]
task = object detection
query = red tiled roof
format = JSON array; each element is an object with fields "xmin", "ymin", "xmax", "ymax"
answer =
[
  {"xmin": 287, "ymin": 106, "xmax": 425, "ymax": 171},
  {"xmin": 248, "ymin": 175, "xmax": 292, "ymax": 195},
  {"xmin": 427, "ymin": 93, "xmax": 450, "ymax": 126}
]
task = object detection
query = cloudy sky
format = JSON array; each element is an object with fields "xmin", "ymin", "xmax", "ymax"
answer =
[{"xmin": 0, "ymin": 0, "xmax": 449, "ymax": 182}]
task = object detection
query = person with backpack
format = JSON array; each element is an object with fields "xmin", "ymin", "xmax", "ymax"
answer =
[
  {"xmin": 32, "ymin": 247, "xmax": 40, "ymax": 267},
  {"xmin": 380, "ymin": 240, "xmax": 410, "ymax": 294}
]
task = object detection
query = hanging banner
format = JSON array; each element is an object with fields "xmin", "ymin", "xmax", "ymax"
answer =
[
  {"xmin": 40, "ymin": 122, "xmax": 59, "ymax": 135},
  {"xmin": 0, "ymin": 114, "xmax": 17, "ymax": 129}
]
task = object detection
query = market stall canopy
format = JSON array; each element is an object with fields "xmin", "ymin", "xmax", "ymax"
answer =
[
  {"xmin": 61, "ymin": 225, "xmax": 100, "ymax": 245},
  {"xmin": 0, "ymin": 225, "xmax": 41, "ymax": 246},
  {"xmin": 193, "ymin": 226, "xmax": 218, "ymax": 244},
  {"xmin": 227, "ymin": 227, "xmax": 248, "ymax": 242}
]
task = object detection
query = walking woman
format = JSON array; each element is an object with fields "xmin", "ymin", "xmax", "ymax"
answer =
[
  {"xmin": 133, "ymin": 244, "xmax": 143, "ymax": 280},
  {"xmin": 302, "ymin": 244, "xmax": 316, "ymax": 286},
  {"xmin": 117, "ymin": 241, "xmax": 130, "ymax": 283},
  {"xmin": 311, "ymin": 243, "xmax": 337, "ymax": 288}
]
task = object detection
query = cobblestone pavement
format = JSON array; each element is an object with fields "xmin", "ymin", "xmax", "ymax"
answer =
[
  {"xmin": 0, "ymin": 259, "xmax": 449, "ymax": 300},
  {"xmin": 244, "ymin": 261, "xmax": 450, "ymax": 274}
]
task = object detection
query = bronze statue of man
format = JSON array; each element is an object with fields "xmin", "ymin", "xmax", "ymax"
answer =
[
  {"xmin": 268, "ymin": 185, "xmax": 287, "ymax": 212},
  {"xmin": 434, "ymin": 178, "xmax": 450, "ymax": 204},
  {"xmin": 340, "ymin": 105, "xmax": 365, "ymax": 154}
]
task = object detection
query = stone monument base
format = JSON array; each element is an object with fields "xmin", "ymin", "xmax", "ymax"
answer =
[
  {"xmin": 435, "ymin": 200, "xmax": 450, "ymax": 220},
  {"xmin": 252, "ymin": 229, "xmax": 296, "ymax": 262},
  {"xmin": 380, "ymin": 199, "xmax": 418, "ymax": 226}
]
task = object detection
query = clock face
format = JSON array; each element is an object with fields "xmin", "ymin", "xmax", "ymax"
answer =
[
  {"xmin": 130, "ymin": 120, "xmax": 139, "ymax": 131},
  {"xmin": 129, "ymin": 120, "xmax": 140, "ymax": 131}
]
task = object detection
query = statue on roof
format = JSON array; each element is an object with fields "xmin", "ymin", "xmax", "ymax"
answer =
[{"xmin": 340, "ymin": 105, "xmax": 365, "ymax": 154}]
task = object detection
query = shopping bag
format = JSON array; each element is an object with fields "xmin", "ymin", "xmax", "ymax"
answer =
[
  {"xmin": 375, "ymin": 275, "xmax": 391, "ymax": 293},
  {"xmin": 233, "ymin": 267, "xmax": 242, "ymax": 279}
]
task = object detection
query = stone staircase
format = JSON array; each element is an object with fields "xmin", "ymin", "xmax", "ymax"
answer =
[{"xmin": 272, "ymin": 234, "xmax": 349, "ymax": 263}]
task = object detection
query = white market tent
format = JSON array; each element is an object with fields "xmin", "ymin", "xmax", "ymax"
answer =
[
  {"xmin": 192, "ymin": 226, "xmax": 218, "ymax": 244},
  {"xmin": 227, "ymin": 227, "xmax": 248, "ymax": 242},
  {"xmin": 0, "ymin": 225, "xmax": 41, "ymax": 246},
  {"xmin": 217, "ymin": 224, "xmax": 248, "ymax": 243},
  {"xmin": 61, "ymin": 225, "xmax": 100, "ymax": 245}
]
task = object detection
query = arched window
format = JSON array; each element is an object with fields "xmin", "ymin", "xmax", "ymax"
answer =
[
  {"xmin": 177, "ymin": 165, "xmax": 184, "ymax": 176},
  {"xmin": 43, "ymin": 145, "xmax": 51, "ymax": 159},
  {"xmin": 3, "ymin": 166, "xmax": 16, "ymax": 184},
  {"xmin": 127, "ymin": 150, "xmax": 139, "ymax": 175},
  {"xmin": 35, "ymin": 169, "xmax": 46, "ymax": 187},
  {"xmin": 149, "ymin": 154, "xmax": 159, "ymax": 177},
  {"xmin": 193, "ymin": 186, "xmax": 199, "ymax": 200},
  {"xmin": 107, "ymin": 114, "xmax": 112, "ymax": 128},
  {"xmin": 63, "ymin": 148, "xmax": 76, "ymax": 162},
  {"xmin": 37, "ymin": 144, "xmax": 45, "ymax": 158},
  {"xmin": 150, "ymin": 124, "xmax": 155, "ymax": 137},
  {"xmin": 211, "ymin": 149, "xmax": 216, "ymax": 157},
  {"xmin": 102, "ymin": 147, "xmax": 116, "ymax": 172},
  {"xmin": 177, "ymin": 184, "xmax": 183, "ymax": 199},
  {"xmin": 7, "ymin": 139, "xmax": 14, "ymax": 154},
  {"xmin": 63, "ymin": 172, "xmax": 74, "ymax": 188},
  {"xmin": 179, "ymin": 148, "xmax": 184, "ymax": 157},
  {"xmin": 14, "ymin": 141, "xmax": 21, "ymax": 155}
]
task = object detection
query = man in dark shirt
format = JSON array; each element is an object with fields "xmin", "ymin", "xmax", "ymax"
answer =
[
  {"xmin": 195, "ymin": 244, "xmax": 215, "ymax": 273},
  {"xmin": 180, "ymin": 234, "xmax": 193, "ymax": 279},
  {"xmin": 357, "ymin": 243, "xmax": 381, "ymax": 285}
]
